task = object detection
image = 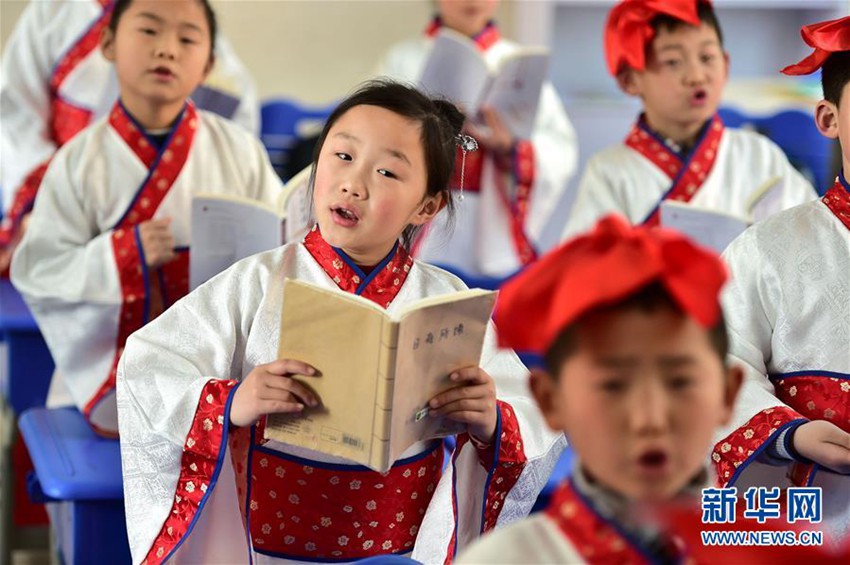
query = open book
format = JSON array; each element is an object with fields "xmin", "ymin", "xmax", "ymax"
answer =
[
  {"xmin": 418, "ymin": 28, "xmax": 549, "ymax": 139},
  {"xmin": 660, "ymin": 175, "xmax": 783, "ymax": 253},
  {"xmin": 264, "ymin": 279, "xmax": 497, "ymax": 472},
  {"xmin": 189, "ymin": 167, "xmax": 314, "ymax": 289}
]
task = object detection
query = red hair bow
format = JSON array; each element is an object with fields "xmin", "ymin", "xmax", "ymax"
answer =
[
  {"xmin": 494, "ymin": 215, "xmax": 727, "ymax": 354},
  {"xmin": 604, "ymin": 0, "xmax": 704, "ymax": 76},
  {"xmin": 781, "ymin": 16, "xmax": 850, "ymax": 76}
]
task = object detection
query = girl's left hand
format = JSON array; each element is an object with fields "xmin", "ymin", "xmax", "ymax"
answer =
[
  {"xmin": 467, "ymin": 106, "xmax": 515, "ymax": 157},
  {"xmin": 428, "ymin": 367, "xmax": 497, "ymax": 445}
]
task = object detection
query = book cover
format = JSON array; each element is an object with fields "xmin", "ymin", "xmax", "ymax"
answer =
[
  {"xmin": 264, "ymin": 279, "xmax": 497, "ymax": 472},
  {"xmin": 418, "ymin": 28, "xmax": 549, "ymax": 139}
]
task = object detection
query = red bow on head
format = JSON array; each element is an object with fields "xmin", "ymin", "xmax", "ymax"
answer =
[
  {"xmin": 605, "ymin": 0, "xmax": 705, "ymax": 76},
  {"xmin": 494, "ymin": 215, "xmax": 727, "ymax": 354},
  {"xmin": 781, "ymin": 16, "xmax": 850, "ymax": 76}
]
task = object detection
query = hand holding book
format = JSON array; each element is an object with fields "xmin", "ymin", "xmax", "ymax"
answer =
[
  {"xmin": 427, "ymin": 366, "xmax": 497, "ymax": 445},
  {"xmin": 230, "ymin": 358, "xmax": 321, "ymax": 428}
]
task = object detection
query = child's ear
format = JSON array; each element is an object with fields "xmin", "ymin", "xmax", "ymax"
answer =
[
  {"xmin": 718, "ymin": 364, "xmax": 744, "ymax": 426},
  {"xmin": 815, "ymin": 100, "xmax": 840, "ymax": 140},
  {"xmin": 100, "ymin": 26, "xmax": 116, "ymax": 62},
  {"xmin": 409, "ymin": 192, "xmax": 445, "ymax": 226},
  {"xmin": 529, "ymin": 369, "xmax": 563, "ymax": 431},
  {"xmin": 616, "ymin": 68, "xmax": 641, "ymax": 97},
  {"xmin": 202, "ymin": 52, "xmax": 216, "ymax": 81}
]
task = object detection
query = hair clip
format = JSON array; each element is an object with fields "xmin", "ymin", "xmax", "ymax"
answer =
[{"xmin": 455, "ymin": 134, "xmax": 478, "ymax": 201}]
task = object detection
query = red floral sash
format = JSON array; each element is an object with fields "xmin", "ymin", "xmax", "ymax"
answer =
[{"xmin": 83, "ymin": 101, "xmax": 197, "ymax": 434}]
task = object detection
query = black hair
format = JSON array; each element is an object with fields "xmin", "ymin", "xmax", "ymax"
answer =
[
  {"xmin": 109, "ymin": 0, "xmax": 217, "ymax": 61},
  {"xmin": 821, "ymin": 51, "xmax": 850, "ymax": 107},
  {"xmin": 310, "ymin": 79, "xmax": 465, "ymax": 250},
  {"xmin": 650, "ymin": 2, "xmax": 724, "ymax": 47},
  {"xmin": 543, "ymin": 281, "xmax": 729, "ymax": 377}
]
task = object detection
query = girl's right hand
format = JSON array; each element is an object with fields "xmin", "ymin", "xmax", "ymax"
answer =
[
  {"xmin": 793, "ymin": 419, "xmax": 850, "ymax": 473},
  {"xmin": 138, "ymin": 217, "xmax": 175, "ymax": 268},
  {"xmin": 230, "ymin": 359, "xmax": 320, "ymax": 427}
]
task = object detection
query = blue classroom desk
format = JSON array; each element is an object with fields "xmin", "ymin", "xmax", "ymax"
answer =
[
  {"xmin": 0, "ymin": 280, "xmax": 53, "ymax": 414},
  {"xmin": 19, "ymin": 407, "xmax": 131, "ymax": 564}
]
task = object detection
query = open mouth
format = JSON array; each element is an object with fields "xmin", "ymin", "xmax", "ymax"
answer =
[
  {"xmin": 152, "ymin": 67, "xmax": 174, "ymax": 78},
  {"xmin": 637, "ymin": 450, "xmax": 669, "ymax": 471},
  {"xmin": 691, "ymin": 89, "xmax": 708, "ymax": 104},
  {"xmin": 331, "ymin": 206, "xmax": 359, "ymax": 226}
]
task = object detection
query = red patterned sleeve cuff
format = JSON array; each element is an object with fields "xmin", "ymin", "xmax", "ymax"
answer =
[
  {"xmin": 478, "ymin": 401, "xmax": 528, "ymax": 533},
  {"xmin": 142, "ymin": 379, "xmax": 238, "ymax": 564},
  {"xmin": 0, "ymin": 161, "xmax": 50, "ymax": 246},
  {"xmin": 512, "ymin": 140, "xmax": 535, "ymax": 187},
  {"xmin": 712, "ymin": 406, "xmax": 806, "ymax": 487}
]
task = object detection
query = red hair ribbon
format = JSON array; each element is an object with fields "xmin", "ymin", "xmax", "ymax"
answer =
[
  {"xmin": 604, "ymin": 0, "xmax": 706, "ymax": 76},
  {"xmin": 494, "ymin": 215, "xmax": 727, "ymax": 353},
  {"xmin": 781, "ymin": 16, "xmax": 850, "ymax": 76}
]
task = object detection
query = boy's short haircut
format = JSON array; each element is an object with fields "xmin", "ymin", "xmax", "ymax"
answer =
[
  {"xmin": 543, "ymin": 281, "xmax": 729, "ymax": 377},
  {"xmin": 821, "ymin": 51, "xmax": 850, "ymax": 107},
  {"xmin": 650, "ymin": 2, "xmax": 724, "ymax": 47}
]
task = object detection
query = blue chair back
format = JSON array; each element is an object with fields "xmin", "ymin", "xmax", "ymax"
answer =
[
  {"xmin": 758, "ymin": 109, "xmax": 835, "ymax": 195},
  {"xmin": 260, "ymin": 99, "xmax": 334, "ymax": 181},
  {"xmin": 355, "ymin": 555, "xmax": 421, "ymax": 564},
  {"xmin": 719, "ymin": 106, "xmax": 837, "ymax": 196}
]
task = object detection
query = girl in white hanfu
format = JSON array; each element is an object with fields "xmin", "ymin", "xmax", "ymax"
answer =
[
  {"xmin": 0, "ymin": 0, "xmax": 260, "ymax": 271},
  {"xmin": 116, "ymin": 80, "xmax": 565, "ymax": 564},
  {"xmin": 11, "ymin": 0, "xmax": 281, "ymax": 437},
  {"xmin": 375, "ymin": 0, "xmax": 578, "ymax": 279}
]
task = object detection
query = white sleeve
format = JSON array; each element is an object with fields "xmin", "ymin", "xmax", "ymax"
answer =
[
  {"xmin": 525, "ymin": 82, "xmax": 578, "ymax": 243},
  {"xmin": 0, "ymin": 2, "xmax": 60, "ymax": 211},
  {"xmin": 561, "ymin": 153, "xmax": 626, "ymax": 241},
  {"xmin": 10, "ymin": 145, "xmax": 121, "ymax": 307},
  {"xmin": 716, "ymin": 229, "xmax": 803, "ymax": 438}
]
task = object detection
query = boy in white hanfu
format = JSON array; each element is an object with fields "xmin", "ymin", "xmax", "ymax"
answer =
[{"xmin": 562, "ymin": 0, "xmax": 815, "ymax": 241}]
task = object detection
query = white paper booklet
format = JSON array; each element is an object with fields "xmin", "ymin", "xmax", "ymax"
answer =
[
  {"xmin": 189, "ymin": 167, "xmax": 314, "ymax": 289},
  {"xmin": 660, "ymin": 176, "xmax": 783, "ymax": 253},
  {"xmin": 418, "ymin": 28, "xmax": 549, "ymax": 139},
  {"xmin": 189, "ymin": 195, "xmax": 284, "ymax": 290}
]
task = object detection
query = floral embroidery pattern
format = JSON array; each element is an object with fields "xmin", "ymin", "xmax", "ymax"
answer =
[
  {"xmin": 303, "ymin": 227, "xmax": 413, "ymax": 309},
  {"xmin": 773, "ymin": 374, "xmax": 850, "ymax": 434},
  {"xmin": 83, "ymin": 102, "xmax": 197, "ymax": 431},
  {"xmin": 546, "ymin": 481, "xmax": 649, "ymax": 564},
  {"xmin": 246, "ymin": 445, "xmax": 442, "ymax": 560},
  {"xmin": 712, "ymin": 406, "xmax": 802, "ymax": 485},
  {"xmin": 822, "ymin": 180, "xmax": 850, "ymax": 231},
  {"xmin": 142, "ymin": 379, "xmax": 237, "ymax": 564}
]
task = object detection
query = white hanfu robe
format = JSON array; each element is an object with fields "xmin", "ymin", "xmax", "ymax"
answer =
[
  {"xmin": 561, "ymin": 115, "xmax": 817, "ymax": 241},
  {"xmin": 376, "ymin": 20, "xmax": 578, "ymax": 278},
  {"xmin": 116, "ymin": 227, "xmax": 566, "ymax": 564},
  {"xmin": 713, "ymin": 176, "xmax": 850, "ymax": 541},
  {"xmin": 0, "ymin": 0, "xmax": 259, "ymax": 248},
  {"xmin": 11, "ymin": 101, "xmax": 281, "ymax": 436}
]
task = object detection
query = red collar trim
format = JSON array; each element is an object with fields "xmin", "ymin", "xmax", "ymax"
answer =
[
  {"xmin": 50, "ymin": 1, "xmax": 114, "ymax": 94},
  {"xmin": 108, "ymin": 100, "xmax": 198, "ymax": 228},
  {"xmin": 425, "ymin": 17, "xmax": 500, "ymax": 52},
  {"xmin": 625, "ymin": 114, "xmax": 725, "ymax": 227},
  {"xmin": 545, "ymin": 480, "xmax": 655, "ymax": 563},
  {"xmin": 822, "ymin": 175, "xmax": 850, "ymax": 231},
  {"xmin": 302, "ymin": 226, "xmax": 414, "ymax": 309}
]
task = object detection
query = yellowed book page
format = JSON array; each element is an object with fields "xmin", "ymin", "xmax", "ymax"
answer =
[
  {"xmin": 387, "ymin": 290, "xmax": 497, "ymax": 465},
  {"xmin": 264, "ymin": 280, "xmax": 385, "ymax": 467}
]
